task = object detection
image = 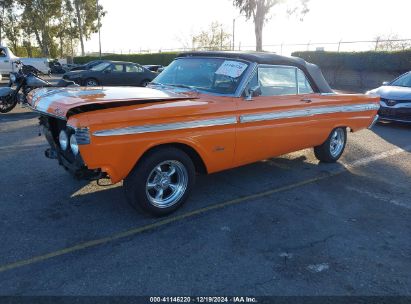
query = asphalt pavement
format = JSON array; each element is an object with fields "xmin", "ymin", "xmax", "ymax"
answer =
[{"xmin": 0, "ymin": 105, "xmax": 410, "ymax": 296}]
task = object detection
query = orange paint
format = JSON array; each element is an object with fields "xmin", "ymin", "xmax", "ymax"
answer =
[{"xmin": 34, "ymin": 87, "xmax": 379, "ymax": 184}]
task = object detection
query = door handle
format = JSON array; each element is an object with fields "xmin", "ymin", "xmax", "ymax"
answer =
[{"xmin": 301, "ymin": 98, "xmax": 312, "ymax": 103}]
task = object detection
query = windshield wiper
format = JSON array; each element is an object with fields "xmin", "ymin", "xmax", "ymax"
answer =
[{"xmin": 165, "ymin": 83, "xmax": 197, "ymax": 90}]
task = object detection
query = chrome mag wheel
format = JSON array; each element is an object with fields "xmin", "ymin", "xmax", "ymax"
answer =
[
  {"xmin": 145, "ymin": 160, "xmax": 188, "ymax": 208},
  {"xmin": 330, "ymin": 128, "xmax": 345, "ymax": 157}
]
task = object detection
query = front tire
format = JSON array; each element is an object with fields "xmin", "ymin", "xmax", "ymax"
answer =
[
  {"xmin": 124, "ymin": 147, "xmax": 195, "ymax": 216},
  {"xmin": 314, "ymin": 127, "xmax": 347, "ymax": 163},
  {"xmin": 0, "ymin": 95, "xmax": 17, "ymax": 113},
  {"xmin": 84, "ymin": 78, "xmax": 99, "ymax": 86}
]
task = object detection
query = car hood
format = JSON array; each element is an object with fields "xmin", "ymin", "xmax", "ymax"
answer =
[
  {"xmin": 368, "ymin": 86, "xmax": 411, "ymax": 100},
  {"xmin": 28, "ymin": 86, "xmax": 197, "ymax": 119}
]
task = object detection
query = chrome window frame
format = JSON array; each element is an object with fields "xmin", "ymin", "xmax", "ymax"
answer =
[{"xmin": 241, "ymin": 64, "xmax": 316, "ymax": 98}]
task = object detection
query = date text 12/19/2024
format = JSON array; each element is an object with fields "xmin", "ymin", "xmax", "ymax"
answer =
[{"xmin": 149, "ymin": 296, "xmax": 258, "ymax": 303}]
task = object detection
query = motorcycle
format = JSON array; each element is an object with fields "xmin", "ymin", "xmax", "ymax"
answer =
[{"xmin": 0, "ymin": 60, "xmax": 77, "ymax": 113}]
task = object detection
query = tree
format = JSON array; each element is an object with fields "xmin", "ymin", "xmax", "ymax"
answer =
[
  {"xmin": 233, "ymin": 0, "xmax": 309, "ymax": 51},
  {"xmin": 375, "ymin": 34, "xmax": 411, "ymax": 52},
  {"xmin": 18, "ymin": 0, "xmax": 62, "ymax": 56},
  {"xmin": 192, "ymin": 21, "xmax": 232, "ymax": 50},
  {"xmin": 54, "ymin": 0, "xmax": 78, "ymax": 57},
  {"xmin": 72, "ymin": 0, "xmax": 105, "ymax": 56},
  {"xmin": 2, "ymin": 0, "xmax": 104, "ymax": 58},
  {"xmin": 0, "ymin": 0, "xmax": 14, "ymax": 45},
  {"xmin": 3, "ymin": 3, "xmax": 20, "ymax": 54}
]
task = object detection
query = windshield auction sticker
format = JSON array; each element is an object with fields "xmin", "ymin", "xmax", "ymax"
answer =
[{"xmin": 215, "ymin": 61, "xmax": 248, "ymax": 78}]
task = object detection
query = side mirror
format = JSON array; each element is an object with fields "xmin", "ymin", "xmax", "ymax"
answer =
[
  {"xmin": 245, "ymin": 85, "xmax": 262, "ymax": 101},
  {"xmin": 104, "ymin": 69, "xmax": 111, "ymax": 73},
  {"xmin": 382, "ymin": 81, "xmax": 390, "ymax": 86}
]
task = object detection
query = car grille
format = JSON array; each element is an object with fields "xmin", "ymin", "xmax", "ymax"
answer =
[
  {"xmin": 40, "ymin": 116, "xmax": 77, "ymax": 163},
  {"xmin": 379, "ymin": 107, "xmax": 411, "ymax": 121},
  {"xmin": 73, "ymin": 127, "xmax": 91, "ymax": 145},
  {"xmin": 381, "ymin": 97, "xmax": 411, "ymax": 106}
]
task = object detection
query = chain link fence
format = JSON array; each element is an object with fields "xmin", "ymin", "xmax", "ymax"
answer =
[{"xmin": 85, "ymin": 38, "xmax": 411, "ymax": 57}]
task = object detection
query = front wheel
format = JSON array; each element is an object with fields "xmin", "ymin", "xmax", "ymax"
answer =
[
  {"xmin": 124, "ymin": 147, "xmax": 195, "ymax": 216},
  {"xmin": 314, "ymin": 127, "xmax": 347, "ymax": 163},
  {"xmin": 84, "ymin": 78, "xmax": 99, "ymax": 86},
  {"xmin": 0, "ymin": 95, "xmax": 17, "ymax": 113}
]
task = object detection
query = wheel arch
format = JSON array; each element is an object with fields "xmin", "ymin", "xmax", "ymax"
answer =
[
  {"xmin": 83, "ymin": 77, "xmax": 99, "ymax": 86},
  {"xmin": 138, "ymin": 142, "xmax": 208, "ymax": 175}
]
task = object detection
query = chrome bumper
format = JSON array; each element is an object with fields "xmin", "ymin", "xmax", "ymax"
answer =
[{"xmin": 368, "ymin": 115, "xmax": 379, "ymax": 129}]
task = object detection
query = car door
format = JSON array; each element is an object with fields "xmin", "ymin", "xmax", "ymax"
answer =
[
  {"xmin": 123, "ymin": 64, "xmax": 146, "ymax": 86},
  {"xmin": 235, "ymin": 64, "xmax": 323, "ymax": 166},
  {"xmin": 99, "ymin": 63, "xmax": 125, "ymax": 85}
]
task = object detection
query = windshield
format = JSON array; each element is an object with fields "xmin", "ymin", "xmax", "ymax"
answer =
[
  {"xmin": 153, "ymin": 57, "xmax": 250, "ymax": 94},
  {"xmin": 391, "ymin": 72, "xmax": 411, "ymax": 87},
  {"xmin": 91, "ymin": 62, "xmax": 111, "ymax": 71}
]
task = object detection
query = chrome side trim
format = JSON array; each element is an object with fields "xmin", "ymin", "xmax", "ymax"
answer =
[
  {"xmin": 368, "ymin": 115, "xmax": 379, "ymax": 129},
  {"xmin": 240, "ymin": 103, "xmax": 380, "ymax": 123},
  {"xmin": 93, "ymin": 104, "xmax": 379, "ymax": 136},
  {"xmin": 93, "ymin": 117, "xmax": 238, "ymax": 137}
]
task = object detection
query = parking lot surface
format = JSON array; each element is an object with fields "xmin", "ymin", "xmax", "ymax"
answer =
[{"xmin": 0, "ymin": 107, "xmax": 410, "ymax": 296}]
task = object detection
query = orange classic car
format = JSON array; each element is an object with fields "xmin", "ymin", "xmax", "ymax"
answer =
[{"xmin": 28, "ymin": 51, "xmax": 380, "ymax": 216}]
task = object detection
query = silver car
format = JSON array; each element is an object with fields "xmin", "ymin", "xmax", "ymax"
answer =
[{"xmin": 367, "ymin": 72, "xmax": 411, "ymax": 123}]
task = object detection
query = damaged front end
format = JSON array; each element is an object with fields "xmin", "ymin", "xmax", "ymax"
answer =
[{"xmin": 39, "ymin": 115, "xmax": 106, "ymax": 180}]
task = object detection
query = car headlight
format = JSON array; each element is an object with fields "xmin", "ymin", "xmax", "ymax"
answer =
[
  {"xmin": 70, "ymin": 134, "xmax": 79, "ymax": 155},
  {"xmin": 10, "ymin": 74, "xmax": 16, "ymax": 83},
  {"xmin": 59, "ymin": 130, "xmax": 68, "ymax": 151}
]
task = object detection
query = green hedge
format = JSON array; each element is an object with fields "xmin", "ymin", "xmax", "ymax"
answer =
[
  {"xmin": 73, "ymin": 52, "xmax": 179, "ymax": 66},
  {"xmin": 292, "ymin": 50, "xmax": 411, "ymax": 73}
]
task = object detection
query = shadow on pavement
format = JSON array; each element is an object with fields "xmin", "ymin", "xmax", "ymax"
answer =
[
  {"xmin": 0, "ymin": 111, "xmax": 39, "ymax": 123},
  {"xmin": 372, "ymin": 122, "xmax": 411, "ymax": 148}
]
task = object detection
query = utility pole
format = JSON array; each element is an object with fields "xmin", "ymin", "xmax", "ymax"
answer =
[
  {"xmin": 375, "ymin": 37, "xmax": 380, "ymax": 51},
  {"xmin": 220, "ymin": 26, "xmax": 223, "ymax": 50},
  {"xmin": 96, "ymin": 0, "xmax": 102, "ymax": 59},
  {"xmin": 232, "ymin": 18, "xmax": 235, "ymax": 51}
]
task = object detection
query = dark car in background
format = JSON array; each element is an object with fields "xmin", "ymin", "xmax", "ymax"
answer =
[
  {"xmin": 368, "ymin": 71, "xmax": 411, "ymax": 123},
  {"xmin": 49, "ymin": 59, "xmax": 67, "ymax": 74},
  {"xmin": 62, "ymin": 61, "xmax": 157, "ymax": 87},
  {"xmin": 143, "ymin": 65, "xmax": 164, "ymax": 72},
  {"xmin": 69, "ymin": 60, "xmax": 106, "ymax": 72}
]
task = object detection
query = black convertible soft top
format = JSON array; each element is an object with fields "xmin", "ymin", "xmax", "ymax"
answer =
[{"xmin": 178, "ymin": 51, "xmax": 334, "ymax": 94}]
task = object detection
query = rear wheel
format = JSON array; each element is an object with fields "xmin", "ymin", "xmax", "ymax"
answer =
[
  {"xmin": 85, "ymin": 78, "xmax": 99, "ymax": 86},
  {"xmin": 0, "ymin": 95, "xmax": 17, "ymax": 113},
  {"xmin": 124, "ymin": 147, "xmax": 195, "ymax": 216},
  {"xmin": 314, "ymin": 127, "xmax": 347, "ymax": 163}
]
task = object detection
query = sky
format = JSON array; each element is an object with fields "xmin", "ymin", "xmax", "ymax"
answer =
[{"xmin": 84, "ymin": 0, "xmax": 411, "ymax": 55}]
